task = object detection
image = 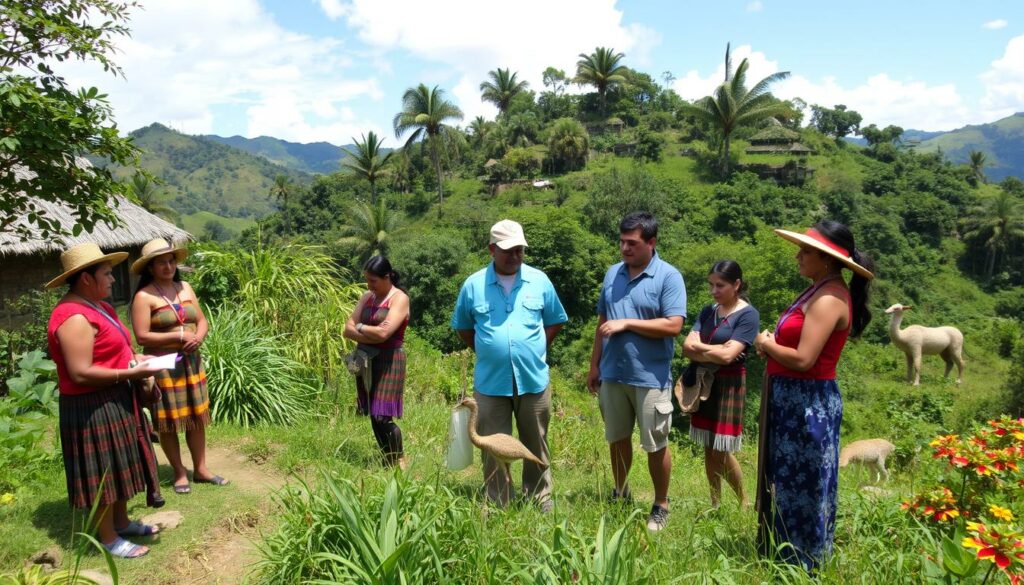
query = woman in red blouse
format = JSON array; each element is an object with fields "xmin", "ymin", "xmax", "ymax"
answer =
[{"xmin": 46, "ymin": 243, "xmax": 165, "ymax": 559}]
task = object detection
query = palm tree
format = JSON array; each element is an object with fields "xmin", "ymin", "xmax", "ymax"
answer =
[
  {"xmin": 961, "ymin": 190, "xmax": 1024, "ymax": 278},
  {"xmin": 546, "ymin": 118, "xmax": 589, "ymax": 172},
  {"xmin": 269, "ymin": 174, "xmax": 293, "ymax": 233},
  {"xmin": 683, "ymin": 44, "xmax": 791, "ymax": 175},
  {"xmin": 468, "ymin": 116, "xmax": 493, "ymax": 147},
  {"xmin": 393, "ymin": 84, "xmax": 464, "ymax": 213},
  {"xmin": 341, "ymin": 131, "xmax": 394, "ymax": 204},
  {"xmin": 574, "ymin": 47, "xmax": 627, "ymax": 117},
  {"xmin": 480, "ymin": 68, "xmax": 529, "ymax": 118},
  {"xmin": 968, "ymin": 150, "xmax": 988, "ymax": 185},
  {"xmin": 129, "ymin": 173, "xmax": 178, "ymax": 222},
  {"xmin": 337, "ymin": 199, "xmax": 404, "ymax": 262}
]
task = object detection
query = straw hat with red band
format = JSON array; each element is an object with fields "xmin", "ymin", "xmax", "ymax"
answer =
[
  {"xmin": 130, "ymin": 238, "xmax": 188, "ymax": 275},
  {"xmin": 44, "ymin": 242, "xmax": 129, "ymax": 289},
  {"xmin": 774, "ymin": 228, "xmax": 875, "ymax": 280}
]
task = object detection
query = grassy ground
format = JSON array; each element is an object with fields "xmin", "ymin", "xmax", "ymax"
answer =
[
  {"xmin": 180, "ymin": 211, "xmax": 256, "ymax": 238},
  {"xmin": 0, "ymin": 331, "xmax": 1010, "ymax": 583}
]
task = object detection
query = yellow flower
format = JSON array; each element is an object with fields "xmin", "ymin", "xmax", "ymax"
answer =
[
  {"xmin": 966, "ymin": 521, "xmax": 984, "ymax": 532},
  {"xmin": 963, "ymin": 536, "xmax": 984, "ymax": 551},
  {"xmin": 989, "ymin": 504, "xmax": 1014, "ymax": 522},
  {"xmin": 0, "ymin": 493, "xmax": 14, "ymax": 506}
]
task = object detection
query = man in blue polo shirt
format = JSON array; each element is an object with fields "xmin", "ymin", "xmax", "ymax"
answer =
[
  {"xmin": 452, "ymin": 219, "xmax": 568, "ymax": 511},
  {"xmin": 587, "ymin": 211, "xmax": 686, "ymax": 532}
]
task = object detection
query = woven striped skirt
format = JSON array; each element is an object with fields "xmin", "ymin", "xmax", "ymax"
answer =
[
  {"xmin": 689, "ymin": 366, "xmax": 746, "ymax": 452},
  {"xmin": 149, "ymin": 349, "xmax": 211, "ymax": 433},
  {"xmin": 356, "ymin": 348, "xmax": 406, "ymax": 418},
  {"xmin": 59, "ymin": 386, "xmax": 155, "ymax": 509}
]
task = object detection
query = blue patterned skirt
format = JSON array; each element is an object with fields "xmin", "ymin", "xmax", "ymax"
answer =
[{"xmin": 756, "ymin": 375, "xmax": 843, "ymax": 571}]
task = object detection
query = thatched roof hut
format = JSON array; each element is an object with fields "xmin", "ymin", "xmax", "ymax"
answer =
[
  {"xmin": 745, "ymin": 121, "xmax": 815, "ymax": 155},
  {"xmin": 1, "ymin": 164, "xmax": 192, "ymax": 311}
]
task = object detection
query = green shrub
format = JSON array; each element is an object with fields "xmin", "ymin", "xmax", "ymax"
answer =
[
  {"xmin": 0, "ymin": 351, "xmax": 59, "ymax": 491},
  {"xmin": 202, "ymin": 308, "xmax": 321, "ymax": 427},
  {"xmin": 190, "ymin": 241, "xmax": 363, "ymax": 382}
]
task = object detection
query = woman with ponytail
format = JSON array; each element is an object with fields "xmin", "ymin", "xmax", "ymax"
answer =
[
  {"xmin": 753, "ymin": 220, "xmax": 874, "ymax": 571},
  {"xmin": 343, "ymin": 256, "xmax": 411, "ymax": 469}
]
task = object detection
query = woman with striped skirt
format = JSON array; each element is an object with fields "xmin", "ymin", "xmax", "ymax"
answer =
[
  {"xmin": 682, "ymin": 260, "xmax": 760, "ymax": 509},
  {"xmin": 131, "ymin": 238, "xmax": 227, "ymax": 495},
  {"xmin": 46, "ymin": 243, "xmax": 166, "ymax": 559},
  {"xmin": 344, "ymin": 256, "xmax": 411, "ymax": 469}
]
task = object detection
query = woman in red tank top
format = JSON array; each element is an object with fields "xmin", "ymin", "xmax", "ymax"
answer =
[
  {"xmin": 343, "ymin": 256, "xmax": 411, "ymax": 469},
  {"xmin": 45, "ymin": 243, "xmax": 166, "ymax": 559},
  {"xmin": 752, "ymin": 221, "xmax": 875, "ymax": 571}
]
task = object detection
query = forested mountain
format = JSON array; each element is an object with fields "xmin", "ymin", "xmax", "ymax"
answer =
[
  {"xmin": 913, "ymin": 112, "xmax": 1024, "ymax": 182},
  {"xmin": 127, "ymin": 123, "xmax": 310, "ymax": 218},
  {"xmin": 202, "ymin": 134, "xmax": 356, "ymax": 175}
]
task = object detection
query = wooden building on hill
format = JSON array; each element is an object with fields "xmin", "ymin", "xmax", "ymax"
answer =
[
  {"xmin": 1, "ymin": 196, "xmax": 191, "ymax": 313},
  {"xmin": 744, "ymin": 121, "xmax": 814, "ymax": 155}
]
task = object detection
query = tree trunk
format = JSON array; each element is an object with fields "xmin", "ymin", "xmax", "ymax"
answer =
[
  {"xmin": 429, "ymin": 136, "xmax": 444, "ymax": 217},
  {"xmin": 370, "ymin": 180, "xmax": 377, "ymax": 205},
  {"xmin": 722, "ymin": 134, "xmax": 731, "ymax": 176}
]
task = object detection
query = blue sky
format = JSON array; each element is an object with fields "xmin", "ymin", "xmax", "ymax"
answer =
[{"xmin": 61, "ymin": 0, "xmax": 1024, "ymax": 144}]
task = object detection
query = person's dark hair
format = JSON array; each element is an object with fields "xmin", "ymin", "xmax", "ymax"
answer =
[
  {"xmin": 67, "ymin": 264, "xmax": 104, "ymax": 289},
  {"xmin": 363, "ymin": 256, "xmax": 403, "ymax": 290},
  {"xmin": 132, "ymin": 262, "xmax": 182, "ymax": 300},
  {"xmin": 619, "ymin": 211, "xmax": 658, "ymax": 241},
  {"xmin": 709, "ymin": 260, "xmax": 748, "ymax": 300},
  {"xmin": 813, "ymin": 219, "xmax": 874, "ymax": 337}
]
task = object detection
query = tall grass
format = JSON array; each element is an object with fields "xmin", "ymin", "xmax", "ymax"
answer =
[
  {"xmin": 203, "ymin": 308, "xmax": 320, "ymax": 426},
  {"xmin": 190, "ymin": 241, "xmax": 364, "ymax": 382}
]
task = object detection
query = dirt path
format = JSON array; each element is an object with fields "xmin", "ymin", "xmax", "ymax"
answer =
[{"xmin": 152, "ymin": 445, "xmax": 286, "ymax": 585}]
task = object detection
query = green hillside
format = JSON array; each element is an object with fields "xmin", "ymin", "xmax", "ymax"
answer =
[
  {"xmin": 915, "ymin": 112, "xmax": 1024, "ymax": 181},
  {"xmin": 127, "ymin": 123, "xmax": 311, "ymax": 219},
  {"xmin": 180, "ymin": 211, "xmax": 256, "ymax": 240},
  {"xmin": 202, "ymin": 134, "xmax": 356, "ymax": 175}
]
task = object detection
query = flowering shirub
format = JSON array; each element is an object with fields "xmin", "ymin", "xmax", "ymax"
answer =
[
  {"xmin": 903, "ymin": 486, "xmax": 961, "ymax": 523},
  {"xmin": 962, "ymin": 519, "xmax": 1024, "ymax": 583}
]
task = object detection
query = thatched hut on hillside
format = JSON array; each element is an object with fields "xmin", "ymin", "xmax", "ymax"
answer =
[
  {"xmin": 1, "ymin": 196, "xmax": 191, "ymax": 311},
  {"xmin": 744, "ymin": 121, "xmax": 814, "ymax": 155}
]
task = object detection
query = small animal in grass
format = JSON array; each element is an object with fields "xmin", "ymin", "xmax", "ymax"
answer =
[
  {"xmin": 457, "ymin": 398, "xmax": 546, "ymax": 485},
  {"xmin": 839, "ymin": 439, "xmax": 896, "ymax": 483}
]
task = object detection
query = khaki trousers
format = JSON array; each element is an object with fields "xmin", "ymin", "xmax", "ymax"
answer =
[{"xmin": 473, "ymin": 387, "xmax": 552, "ymax": 507}]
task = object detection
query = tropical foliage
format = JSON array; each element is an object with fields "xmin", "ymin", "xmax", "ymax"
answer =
[
  {"xmin": 683, "ymin": 43, "xmax": 790, "ymax": 174},
  {"xmin": 341, "ymin": 131, "xmax": 394, "ymax": 203},
  {"xmin": 337, "ymin": 199, "xmax": 405, "ymax": 262},
  {"xmin": 574, "ymin": 47, "xmax": 627, "ymax": 117},
  {"xmin": 393, "ymin": 84, "xmax": 464, "ymax": 211},
  {"xmin": 480, "ymin": 68, "xmax": 529, "ymax": 118}
]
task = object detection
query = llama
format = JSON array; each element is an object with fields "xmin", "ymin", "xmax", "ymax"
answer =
[
  {"xmin": 885, "ymin": 303, "xmax": 965, "ymax": 386},
  {"xmin": 839, "ymin": 439, "xmax": 896, "ymax": 483}
]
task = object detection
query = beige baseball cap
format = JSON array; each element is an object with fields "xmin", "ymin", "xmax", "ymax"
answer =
[{"xmin": 489, "ymin": 219, "xmax": 529, "ymax": 250}]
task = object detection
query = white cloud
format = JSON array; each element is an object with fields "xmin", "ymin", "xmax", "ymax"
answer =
[
  {"xmin": 672, "ymin": 44, "xmax": 979, "ymax": 131},
  {"xmin": 55, "ymin": 0, "xmax": 383, "ymax": 142},
  {"xmin": 317, "ymin": 0, "xmax": 349, "ymax": 19},
  {"xmin": 746, "ymin": 1, "xmax": 763, "ymax": 12},
  {"xmin": 983, "ymin": 19, "xmax": 1008, "ymax": 30},
  {"xmin": 979, "ymin": 35, "xmax": 1024, "ymax": 120},
  {"xmin": 326, "ymin": 0, "xmax": 659, "ymax": 123}
]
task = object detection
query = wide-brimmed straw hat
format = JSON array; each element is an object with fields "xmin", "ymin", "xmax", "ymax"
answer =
[
  {"xmin": 130, "ymin": 238, "xmax": 188, "ymax": 275},
  {"xmin": 774, "ymin": 228, "xmax": 874, "ymax": 280},
  {"xmin": 44, "ymin": 242, "xmax": 129, "ymax": 289}
]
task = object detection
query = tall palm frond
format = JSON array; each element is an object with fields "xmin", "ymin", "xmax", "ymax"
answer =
[
  {"xmin": 574, "ymin": 47, "xmax": 627, "ymax": 117},
  {"xmin": 683, "ymin": 43, "xmax": 790, "ymax": 175},
  {"xmin": 129, "ymin": 173, "xmax": 178, "ymax": 222},
  {"xmin": 480, "ymin": 68, "xmax": 529, "ymax": 117},
  {"xmin": 968, "ymin": 150, "xmax": 988, "ymax": 185},
  {"xmin": 341, "ymin": 131, "xmax": 394, "ymax": 204},
  {"xmin": 393, "ymin": 84, "xmax": 464, "ymax": 213},
  {"xmin": 337, "ymin": 199, "xmax": 405, "ymax": 262},
  {"xmin": 961, "ymin": 190, "xmax": 1024, "ymax": 278},
  {"xmin": 269, "ymin": 174, "xmax": 294, "ymax": 233}
]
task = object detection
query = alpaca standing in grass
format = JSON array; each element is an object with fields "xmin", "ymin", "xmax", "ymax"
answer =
[
  {"xmin": 885, "ymin": 304, "xmax": 964, "ymax": 386},
  {"xmin": 458, "ymin": 398, "xmax": 546, "ymax": 486},
  {"xmin": 839, "ymin": 439, "xmax": 896, "ymax": 483}
]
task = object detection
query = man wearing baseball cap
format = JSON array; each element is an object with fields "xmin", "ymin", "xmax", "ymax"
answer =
[{"xmin": 451, "ymin": 219, "xmax": 568, "ymax": 511}]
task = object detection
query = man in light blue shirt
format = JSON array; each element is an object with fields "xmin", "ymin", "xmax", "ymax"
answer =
[
  {"xmin": 588, "ymin": 212, "xmax": 686, "ymax": 532},
  {"xmin": 452, "ymin": 219, "xmax": 568, "ymax": 510}
]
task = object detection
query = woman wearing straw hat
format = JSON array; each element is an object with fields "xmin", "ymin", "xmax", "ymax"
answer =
[
  {"xmin": 130, "ymin": 238, "xmax": 227, "ymax": 495},
  {"xmin": 46, "ymin": 242, "xmax": 166, "ymax": 559},
  {"xmin": 752, "ymin": 220, "xmax": 874, "ymax": 571}
]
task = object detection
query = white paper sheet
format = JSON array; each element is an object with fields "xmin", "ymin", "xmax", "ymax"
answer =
[{"xmin": 145, "ymin": 353, "xmax": 179, "ymax": 370}]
